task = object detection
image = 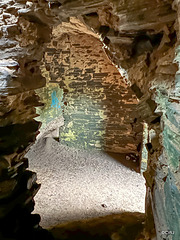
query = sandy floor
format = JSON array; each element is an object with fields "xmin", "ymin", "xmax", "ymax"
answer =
[{"xmin": 26, "ymin": 137, "xmax": 146, "ymax": 228}]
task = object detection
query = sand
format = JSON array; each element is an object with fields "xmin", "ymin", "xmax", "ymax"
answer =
[{"xmin": 26, "ymin": 136, "xmax": 146, "ymax": 228}]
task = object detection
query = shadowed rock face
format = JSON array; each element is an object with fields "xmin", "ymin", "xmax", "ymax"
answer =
[
  {"xmin": 0, "ymin": 0, "xmax": 180, "ymax": 239},
  {"xmin": 50, "ymin": 212, "xmax": 145, "ymax": 240}
]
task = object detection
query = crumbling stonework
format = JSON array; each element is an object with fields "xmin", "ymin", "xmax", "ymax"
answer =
[
  {"xmin": 41, "ymin": 28, "xmax": 142, "ymax": 153},
  {"xmin": 0, "ymin": 0, "xmax": 180, "ymax": 239}
]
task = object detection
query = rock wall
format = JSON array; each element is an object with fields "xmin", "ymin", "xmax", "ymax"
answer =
[
  {"xmin": 42, "ymin": 28, "xmax": 142, "ymax": 153},
  {"xmin": 0, "ymin": 0, "xmax": 180, "ymax": 239},
  {"xmin": 77, "ymin": 1, "xmax": 180, "ymax": 239},
  {"xmin": 35, "ymin": 83, "xmax": 63, "ymax": 129},
  {"xmin": 0, "ymin": 1, "xmax": 61, "ymax": 239}
]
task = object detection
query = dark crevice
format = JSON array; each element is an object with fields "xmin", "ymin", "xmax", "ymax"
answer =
[
  {"xmin": 85, "ymin": 12, "xmax": 98, "ymax": 17},
  {"xmin": 103, "ymin": 37, "xmax": 110, "ymax": 45},
  {"xmin": 168, "ymin": 30, "xmax": 177, "ymax": 45},
  {"xmin": 149, "ymin": 32, "xmax": 163, "ymax": 47},
  {"xmin": 145, "ymin": 143, "xmax": 154, "ymax": 154},
  {"xmin": 137, "ymin": 143, "xmax": 142, "ymax": 152},
  {"xmin": 151, "ymin": 116, "xmax": 161, "ymax": 124},
  {"xmin": 130, "ymin": 84, "xmax": 143, "ymax": 99},
  {"xmin": 146, "ymin": 98, "xmax": 157, "ymax": 112},
  {"xmin": 99, "ymin": 25, "xmax": 110, "ymax": 36},
  {"xmin": 49, "ymin": 2, "xmax": 62, "ymax": 8},
  {"xmin": 145, "ymin": 52, "xmax": 151, "ymax": 67},
  {"xmin": 131, "ymin": 32, "xmax": 163, "ymax": 57}
]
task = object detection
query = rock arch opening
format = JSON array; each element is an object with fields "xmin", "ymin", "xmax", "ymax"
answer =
[{"xmin": 24, "ymin": 20, "xmax": 146, "ymax": 229}]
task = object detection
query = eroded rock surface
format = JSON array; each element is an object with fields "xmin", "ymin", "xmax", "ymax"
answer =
[
  {"xmin": 39, "ymin": 26, "xmax": 142, "ymax": 153},
  {"xmin": 0, "ymin": 0, "xmax": 180, "ymax": 239}
]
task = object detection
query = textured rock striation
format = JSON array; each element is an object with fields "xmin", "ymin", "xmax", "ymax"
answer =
[
  {"xmin": 40, "ymin": 25, "xmax": 143, "ymax": 153},
  {"xmin": 0, "ymin": 0, "xmax": 180, "ymax": 239},
  {"xmin": 0, "ymin": 0, "xmax": 60, "ymax": 239}
]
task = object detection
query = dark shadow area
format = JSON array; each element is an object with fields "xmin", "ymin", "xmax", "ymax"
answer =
[
  {"xmin": 105, "ymin": 152, "xmax": 140, "ymax": 173},
  {"xmin": 49, "ymin": 212, "xmax": 145, "ymax": 240}
]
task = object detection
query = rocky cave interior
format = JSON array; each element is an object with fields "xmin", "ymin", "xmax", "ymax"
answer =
[{"xmin": 0, "ymin": 0, "xmax": 180, "ymax": 240}]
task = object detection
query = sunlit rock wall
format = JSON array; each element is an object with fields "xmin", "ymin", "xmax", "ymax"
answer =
[{"xmin": 42, "ymin": 28, "xmax": 142, "ymax": 153}]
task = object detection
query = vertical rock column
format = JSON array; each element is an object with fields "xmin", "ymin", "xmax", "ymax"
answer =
[{"xmin": 0, "ymin": 1, "xmax": 59, "ymax": 239}]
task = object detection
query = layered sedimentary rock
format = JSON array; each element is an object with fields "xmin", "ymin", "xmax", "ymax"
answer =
[
  {"xmin": 82, "ymin": 2, "xmax": 180, "ymax": 239},
  {"xmin": 0, "ymin": 0, "xmax": 180, "ymax": 239},
  {"xmin": 0, "ymin": 1, "xmax": 58, "ymax": 239},
  {"xmin": 74, "ymin": 1, "xmax": 180, "ymax": 239},
  {"xmin": 39, "ymin": 24, "xmax": 142, "ymax": 153}
]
